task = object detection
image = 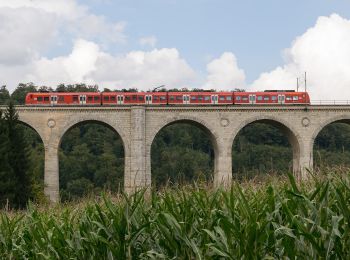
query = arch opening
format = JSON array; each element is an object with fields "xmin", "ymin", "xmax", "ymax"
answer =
[
  {"xmin": 151, "ymin": 120, "xmax": 217, "ymax": 189},
  {"xmin": 313, "ymin": 120, "xmax": 350, "ymax": 170},
  {"xmin": 232, "ymin": 119, "xmax": 299, "ymax": 180},
  {"xmin": 59, "ymin": 120, "xmax": 125, "ymax": 202}
]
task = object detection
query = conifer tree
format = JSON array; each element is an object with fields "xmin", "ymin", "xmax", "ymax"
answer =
[
  {"xmin": 0, "ymin": 85, "xmax": 10, "ymax": 105},
  {"xmin": 4, "ymin": 101, "xmax": 32, "ymax": 208},
  {"xmin": 0, "ymin": 108, "xmax": 16, "ymax": 208}
]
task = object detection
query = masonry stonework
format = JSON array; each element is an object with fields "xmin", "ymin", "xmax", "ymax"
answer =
[{"xmin": 5, "ymin": 105, "xmax": 350, "ymax": 202}]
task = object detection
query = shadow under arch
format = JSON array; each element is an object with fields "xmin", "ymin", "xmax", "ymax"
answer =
[
  {"xmin": 231, "ymin": 117, "xmax": 302, "ymax": 178},
  {"xmin": 58, "ymin": 120, "xmax": 126, "ymax": 201},
  {"xmin": 312, "ymin": 117, "xmax": 350, "ymax": 169},
  {"xmin": 150, "ymin": 119, "xmax": 218, "ymax": 188}
]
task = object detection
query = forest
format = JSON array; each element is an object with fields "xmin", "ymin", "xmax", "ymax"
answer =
[{"xmin": 1, "ymin": 83, "xmax": 350, "ymax": 206}]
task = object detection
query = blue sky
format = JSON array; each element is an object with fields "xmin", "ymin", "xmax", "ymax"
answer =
[
  {"xmin": 1, "ymin": 0, "xmax": 350, "ymax": 99},
  {"xmin": 74, "ymin": 0, "xmax": 350, "ymax": 82}
]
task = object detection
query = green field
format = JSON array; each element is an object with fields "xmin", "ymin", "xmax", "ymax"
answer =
[{"xmin": 1, "ymin": 169, "xmax": 349, "ymax": 259}]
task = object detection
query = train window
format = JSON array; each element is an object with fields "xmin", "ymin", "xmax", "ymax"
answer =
[
  {"xmin": 204, "ymin": 96, "xmax": 210, "ymax": 101},
  {"xmin": 132, "ymin": 95, "xmax": 137, "ymax": 101},
  {"xmin": 293, "ymin": 96, "xmax": 298, "ymax": 100},
  {"xmin": 236, "ymin": 96, "xmax": 241, "ymax": 101},
  {"xmin": 44, "ymin": 97, "xmax": 49, "ymax": 101},
  {"xmin": 94, "ymin": 96, "xmax": 99, "ymax": 101},
  {"xmin": 111, "ymin": 96, "xmax": 116, "ymax": 101},
  {"xmin": 176, "ymin": 96, "xmax": 182, "ymax": 101},
  {"xmin": 219, "ymin": 96, "xmax": 225, "ymax": 101},
  {"xmin": 138, "ymin": 96, "xmax": 144, "ymax": 101},
  {"xmin": 242, "ymin": 97, "xmax": 248, "ymax": 101},
  {"xmin": 73, "ymin": 96, "xmax": 78, "ymax": 101},
  {"xmin": 226, "ymin": 96, "xmax": 232, "ymax": 101},
  {"xmin": 263, "ymin": 96, "xmax": 269, "ymax": 101},
  {"xmin": 160, "ymin": 96, "xmax": 166, "ymax": 101},
  {"xmin": 257, "ymin": 96, "xmax": 263, "ymax": 101},
  {"xmin": 87, "ymin": 96, "xmax": 93, "ymax": 101},
  {"xmin": 104, "ymin": 96, "xmax": 109, "ymax": 101},
  {"xmin": 191, "ymin": 96, "xmax": 197, "ymax": 101},
  {"xmin": 153, "ymin": 96, "xmax": 159, "ymax": 101},
  {"xmin": 286, "ymin": 96, "xmax": 292, "ymax": 101},
  {"xmin": 58, "ymin": 96, "xmax": 64, "ymax": 101},
  {"xmin": 37, "ymin": 96, "xmax": 43, "ymax": 101},
  {"xmin": 170, "ymin": 96, "xmax": 175, "ymax": 101},
  {"xmin": 125, "ymin": 96, "xmax": 131, "ymax": 101},
  {"xmin": 271, "ymin": 96, "xmax": 277, "ymax": 101}
]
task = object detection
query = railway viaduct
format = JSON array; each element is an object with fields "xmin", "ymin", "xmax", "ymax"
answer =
[{"xmin": 3, "ymin": 105, "xmax": 350, "ymax": 202}]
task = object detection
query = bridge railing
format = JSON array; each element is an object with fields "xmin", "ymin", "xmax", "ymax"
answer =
[{"xmin": 311, "ymin": 100, "xmax": 350, "ymax": 105}]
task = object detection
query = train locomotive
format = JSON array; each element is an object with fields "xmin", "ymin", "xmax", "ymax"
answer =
[{"xmin": 25, "ymin": 90, "xmax": 310, "ymax": 106}]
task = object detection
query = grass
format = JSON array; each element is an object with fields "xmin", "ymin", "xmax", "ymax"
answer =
[{"xmin": 0, "ymin": 169, "xmax": 350, "ymax": 259}]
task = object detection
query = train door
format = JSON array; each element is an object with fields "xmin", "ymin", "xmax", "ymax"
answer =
[
  {"xmin": 50, "ymin": 95, "xmax": 57, "ymax": 106},
  {"xmin": 211, "ymin": 95, "xmax": 218, "ymax": 104},
  {"xmin": 117, "ymin": 95, "xmax": 124, "ymax": 105},
  {"xmin": 79, "ymin": 95, "xmax": 86, "ymax": 105},
  {"xmin": 145, "ymin": 95, "xmax": 152, "ymax": 104},
  {"xmin": 249, "ymin": 94, "xmax": 256, "ymax": 104},
  {"xmin": 183, "ymin": 95, "xmax": 190, "ymax": 104},
  {"xmin": 278, "ymin": 94, "xmax": 285, "ymax": 104}
]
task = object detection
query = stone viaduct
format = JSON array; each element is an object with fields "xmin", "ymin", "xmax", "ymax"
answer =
[{"xmin": 3, "ymin": 105, "xmax": 350, "ymax": 202}]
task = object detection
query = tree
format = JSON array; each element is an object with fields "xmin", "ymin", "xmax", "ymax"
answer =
[
  {"xmin": 11, "ymin": 83, "xmax": 37, "ymax": 105},
  {"xmin": 0, "ymin": 108, "xmax": 15, "ymax": 208},
  {"xmin": 0, "ymin": 85, "xmax": 10, "ymax": 105},
  {"xmin": 4, "ymin": 101, "xmax": 32, "ymax": 208}
]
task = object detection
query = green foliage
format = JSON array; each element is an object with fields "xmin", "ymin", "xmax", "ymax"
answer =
[
  {"xmin": 0, "ymin": 101, "xmax": 33, "ymax": 208},
  {"xmin": 233, "ymin": 123, "xmax": 292, "ymax": 178},
  {"xmin": 0, "ymin": 85, "xmax": 10, "ymax": 105},
  {"xmin": 59, "ymin": 124, "xmax": 124, "ymax": 202},
  {"xmin": 1, "ymin": 171, "xmax": 350, "ymax": 258},
  {"xmin": 11, "ymin": 83, "xmax": 38, "ymax": 105},
  {"xmin": 151, "ymin": 123, "xmax": 214, "ymax": 188}
]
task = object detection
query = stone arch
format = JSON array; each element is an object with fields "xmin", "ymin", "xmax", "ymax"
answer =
[
  {"xmin": 17, "ymin": 119, "xmax": 46, "ymax": 147},
  {"xmin": 310, "ymin": 114, "xmax": 350, "ymax": 155},
  {"xmin": 58, "ymin": 117, "xmax": 128, "ymax": 199},
  {"xmin": 148, "ymin": 115, "xmax": 219, "ymax": 186},
  {"xmin": 230, "ymin": 115, "xmax": 302, "ymax": 175},
  {"xmin": 58, "ymin": 116, "xmax": 129, "ymax": 155}
]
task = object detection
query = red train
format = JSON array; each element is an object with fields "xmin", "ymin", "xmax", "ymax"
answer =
[{"xmin": 25, "ymin": 90, "xmax": 310, "ymax": 106}]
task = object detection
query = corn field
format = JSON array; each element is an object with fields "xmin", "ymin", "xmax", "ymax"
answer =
[{"xmin": 0, "ymin": 171, "xmax": 350, "ymax": 259}]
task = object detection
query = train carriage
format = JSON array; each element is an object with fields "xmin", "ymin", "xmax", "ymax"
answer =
[
  {"xmin": 25, "ymin": 90, "xmax": 310, "ymax": 106},
  {"xmin": 25, "ymin": 92, "xmax": 101, "ymax": 106}
]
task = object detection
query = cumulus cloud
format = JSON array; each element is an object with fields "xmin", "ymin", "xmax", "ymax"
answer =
[
  {"xmin": 0, "ymin": 7, "xmax": 58, "ymax": 65},
  {"xmin": 90, "ymin": 48, "xmax": 195, "ymax": 89},
  {"xmin": 251, "ymin": 14, "xmax": 350, "ymax": 100},
  {"xmin": 13, "ymin": 39, "xmax": 195, "ymax": 90},
  {"xmin": 25, "ymin": 39, "xmax": 99, "ymax": 86},
  {"xmin": 0, "ymin": 0, "xmax": 126, "ymax": 68},
  {"xmin": 139, "ymin": 36, "xmax": 157, "ymax": 48},
  {"xmin": 203, "ymin": 52, "xmax": 246, "ymax": 90}
]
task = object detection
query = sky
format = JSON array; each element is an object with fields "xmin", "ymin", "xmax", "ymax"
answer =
[{"xmin": 1, "ymin": 0, "xmax": 350, "ymax": 100}]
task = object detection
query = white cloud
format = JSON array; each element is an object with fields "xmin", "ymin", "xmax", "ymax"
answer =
[
  {"xmin": 0, "ymin": 0, "xmax": 126, "ymax": 68},
  {"xmin": 91, "ymin": 48, "xmax": 195, "ymax": 89},
  {"xmin": 11, "ymin": 40, "xmax": 195, "ymax": 90},
  {"xmin": 251, "ymin": 14, "xmax": 350, "ymax": 100},
  {"xmin": 139, "ymin": 36, "xmax": 157, "ymax": 48},
  {"xmin": 25, "ymin": 39, "xmax": 99, "ymax": 86},
  {"xmin": 203, "ymin": 52, "xmax": 246, "ymax": 90},
  {"xmin": 0, "ymin": 7, "xmax": 58, "ymax": 65}
]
